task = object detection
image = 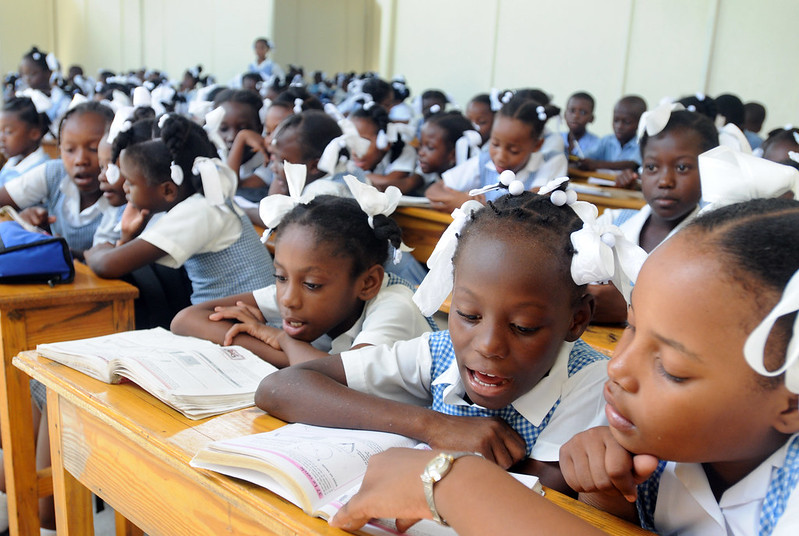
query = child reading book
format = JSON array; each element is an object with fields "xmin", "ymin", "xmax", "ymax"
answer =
[{"xmin": 256, "ymin": 177, "xmax": 645, "ymax": 492}]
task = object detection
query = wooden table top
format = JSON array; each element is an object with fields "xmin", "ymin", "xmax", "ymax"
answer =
[{"xmin": 15, "ymin": 350, "xmax": 650, "ymax": 535}]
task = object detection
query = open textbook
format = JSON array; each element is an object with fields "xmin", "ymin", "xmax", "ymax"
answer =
[
  {"xmin": 36, "ymin": 327, "xmax": 277, "ymax": 419},
  {"xmin": 191, "ymin": 423, "xmax": 542, "ymax": 536}
]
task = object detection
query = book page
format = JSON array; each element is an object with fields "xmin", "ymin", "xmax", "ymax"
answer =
[{"xmin": 192, "ymin": 424, "xmax": 419, "ymax": 513}]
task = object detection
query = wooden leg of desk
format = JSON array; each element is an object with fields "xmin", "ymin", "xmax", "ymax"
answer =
[
  {"xmin": 114, "ymin": 511, "xmax": 144, "ymax": 536},
  {"xmin": 0, "ymin": 309, "xmax": 40, "ymax": 536},
  {"xmin": 47, "ymin": 389, "xmax": 93, "ymax": 536}
]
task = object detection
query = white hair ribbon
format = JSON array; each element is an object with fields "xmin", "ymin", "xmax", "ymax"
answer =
[
  {"xmin": 107, "ymin": 106, "xmax": 134, "ymax": 145},
  {"xmin": 376, "ymin": 129, "xmax": 389, "ymax": 150},
  {"xmin": 111, "ymin": 89, "xmax": 132, "ymax": 110},
  {"xmin": 204, "ymin": 106, "xmax": 228, "ymax": 159},
  {"xmin": 489, "ymin": 88, "xmax": 503, "ymax": 112},
  {"xmin": 17, "ymin": 88, "xmax": 51, "ymax": 114},
  {"xmin": 455, "ymin": 130, "xmax": 483, "ymax": 166},
  {"xmin": 317, "ymin": 118, "xmax": 371, "ymax": 175},
  {"xmin": 105, "ymin": 163, "xmax": 122, "ymax": 186},
  {"xmin": 699, "ymin": 146, "xmax": 799, "ymax": 210},
  {"xmin": 744, "ymin": 269, "xmax": 799, "ymax": 393},
  {"xmin": 790, "ymin": 151, "xmax": 799, "ymax": 165},
  {"xmin": 258, "ymin": 162, "xmax": 308, "ymax": 242},
  {"xmin": 413, "ymin": 200, "xmax": 484, "ymax": 316},
  {"xmin": 191, "ymin": 157, "xmax": 237, "ymax": 207},
  {"xmin": 258, "ymin": 98, "xmax": 273, "ymax": 126},
  {"xmin": 170, "ymin": 162, "xmax": 184, "ymax": 185},
  {"xmin": 67, "ymin": 93, "xmax": 88, "ymax": 111},
  {"xmin": 45, "ymin": 52, "xmax": 59, "ymax": 72},
  {"xmin": 148, "ymin": 84, "xmax": 173, "ymax": 117},
  {"xmin": 793, "ymin": 132, "xmax": 799, "ymax": 146},
  {"xmin": 569, "ymin": 202, "xmax": 648, "ymax": 304},
  {"xmin": 157, "ymin": 113, "xmax": 171, "ymax": 130},
  {"xmin": 293, "ymin": 98, "xmax": 304, "ymax": 114},
  {"xmin": 188, "ymin": 99, "xmax": 213, "ymax": 119},
  {"xmin": 343, "ymin": 175, "xmax": 408, "ymax": 264},
  {"xmin": 132, "ymin": 86, "xmax": 152, "ymax": 108},
  {"xmin": 636, "ymin": 101, "xmax": 684, "ymax": 140},
  {"xmin": 386, "ymin": 122, "xmax": 415, "ymax": 144},
  {"xmin": 469, "ymin": 169, "xmax": 525, "ymax": 197},
  {"xmin": 324, "ymin": 102, "xmax": 345, "ymax": 122}
]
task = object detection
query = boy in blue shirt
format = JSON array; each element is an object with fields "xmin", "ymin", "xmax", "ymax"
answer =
[{"xmin": 579, "ymin": 95, "xmax": 646, "ymax": 173}]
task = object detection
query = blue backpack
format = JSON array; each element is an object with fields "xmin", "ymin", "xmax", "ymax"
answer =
[{"xmin": 0, "ymin": 221, "xmax": 74, "ymax": 285}]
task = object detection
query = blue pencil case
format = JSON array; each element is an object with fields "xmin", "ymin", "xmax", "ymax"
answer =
[{"xmin": 0, "ymin": 221, "xmax": 74, "ymax": 285}]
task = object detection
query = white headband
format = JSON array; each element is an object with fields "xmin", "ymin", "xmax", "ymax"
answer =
[
  {"xmin": 699, "ymin": 146, "xmax": 799, "ymax": 210},
  {"xmin": 744, "ymin": 269, "xmax": 799, "ymax": 393},
  {"xmin": 258, "ymin": 162, "xmax": 308, "ymax": 242}
]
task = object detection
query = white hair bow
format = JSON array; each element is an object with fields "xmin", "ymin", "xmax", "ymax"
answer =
[
  {"xmin": 110, "ymin": 89, "xmax": 132, "ymax": 111},
  {"xmin": 413, "ymin": 200, "xmax": 484, "ymax": 316},
  {"xmin": 132, "ymin": 86, "xmax": 151, "ymax": 108},
  {"xmin": 67, "ymin": 93, "xmax": 88, "ymax": 111},
  {"xmin": 343, "ymin": 175, "xmax": 409, "ymax": 263},
  {"xmin": 191, "ymin": 157, "xmax": 237, "ymax": 207},
  {"xmin": 489, "ymin": 88, "xmax": 503, "ymax": 111},
  {"xmin": 188, "ymin": 99, "xmax": 213, "ymax": 119},
  {"xmin": 455, "ymin": 130, "xmax": 483, "ymax": 166},
  {"xmin": 258, "ymin": 98, "xmax": 273, "ymax": 126},
  {"xmin": 744, "ymin": 269, "xmax": 799, "ymax": 393},
  {"xmin": 387, "ymin": 122, "xmax": 415, "ymax": 144},
  {"xmin": 637, "ymin": 101, "xmax": 684, "ymax": 140},
  {"xmin": 45, "ymin": 52, "xmax": 59, "ymax": 72},
  {"xmin": 17, "ymin": 88, "xmax": 51, "ymax": 114},
  {"xmin": 258, "ymin": 162, "xmax": 308, "ymax": 242},
  {"xmin": 699, "ymin": 146, "xmax": 799, "ymax": 210},
  {"xmin": 105, "ymin": 164, "xmax": 122, "ymax": 186},
  {"xmin": 106, "ymin": 106, "xmax": 134, "ymax": 145},
  {"xmin": 149, "ymin": 85, "xmax": 174, "ymax": 117},
  {"xmin": 569, "ymin": 203, "xmax": 648, "ymax": 304},
  {"xmin": 317, "ymin": 115, "xmax": 371, "ymax": 175},
  {"xmin": 204, "ymin": 106, "xmax": 228, "ymax": 159}
]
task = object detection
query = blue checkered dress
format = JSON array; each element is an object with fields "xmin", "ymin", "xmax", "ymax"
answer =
[
  {"xmin": 42, "ymin": 160, "xmax": 105, "ymax": 252},
  {"xmin": 636, "ymin": 435, "xmax": 799, "ymax": 534},
  {"xmin": 427, "ymin": 331, "xmax": 607, "ymax": 456}
]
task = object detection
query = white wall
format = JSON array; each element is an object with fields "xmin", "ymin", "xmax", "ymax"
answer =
[{"xmin": 0, "ymin": 0, "xmax": 795, "ymax": 133}]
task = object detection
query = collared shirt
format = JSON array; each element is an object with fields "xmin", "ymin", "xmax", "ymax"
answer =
[
  {"xmin": 599, "ymin": 204, "xmax": 702, "ymax": 248},
  {"xmin": 587, "ymin": 134, "xmax": 641, "ymax": 164},
  {"xmin": 638, "ymin": 433, "xmax": 799, "ymax": 535},
  {"xmin": 0, "ymin": 147, "xmax": 49, "ymax": 187},
  {"xmin": 253, "ymin": 273, "xmax": 434, "ymax": 354},
  {"xmin": 341, "ymin": 331, "xmax": 608, "ymax": 461}
]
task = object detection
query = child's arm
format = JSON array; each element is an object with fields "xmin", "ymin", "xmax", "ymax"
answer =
[
  {"xmin": 366, "ymin": 171, "xmax": 422, "ymax": 194},
  {"xmin": 170, "ymin": 294, "xmax": 291, "ymax": 367},
  {"xmin": 559, "ymin": 426, "xmax": 660, "ymax": 522},
  {"xmin": 84, "ymin": 238, "xmax": 167, "ymax": 278},
  {"xmin": 256, "ymin": 356, "xmax": 528, "ymax": 469},
  {"xmin": 578, "ymin": 158, "xmax": 639, "ymax": 172},
  {"xmin": 0, "ymin": 187, "xmax": 20, "ymax": 210},
  {"xmin": 330, "ymin": 448, "xmax": 605, "ymax": 535},
  {"xmin": 425, "ymin": 181, "xmax": 483, "ymax": 213},
  {"xmin": 227, "ymin": 130, "xmax": 268, "ymax": 182}
]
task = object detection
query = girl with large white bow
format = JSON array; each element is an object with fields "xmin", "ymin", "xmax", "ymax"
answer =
[
  {"xmin": 256, "ymin": 176, "xmax": 639, "ymax": 495},
  {"xmin": 84, "ymin": 114, "xmax": 273, "ymax": 304},
  {"xmin": 171, "ymin": 169, "xmax": 435, "ymax": 368},
  {"xmin": 348, "ymin": 103, "xmax": 420, "ymax": 194},
  {"xmin": 590, "ymin": 105, "xmax": 719, "ymax": 323}
]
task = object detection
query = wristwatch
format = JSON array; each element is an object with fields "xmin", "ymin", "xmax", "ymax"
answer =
[{"xmin": 420, "ymin": 451, "xmax": 476, "ymax": 525}]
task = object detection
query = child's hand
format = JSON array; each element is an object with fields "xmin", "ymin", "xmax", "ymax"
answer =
[
  {"xmin": 577, "ymin": 158, "xmax": 597, "ymax": 171},
  {"xmin": 425, "ymin": 181, "xmax": 481, "ymax": 213},
  {"xmin": 426, "ymin": 414, "xmax": 526, "ymax": 469},
  {"xmin": 119, "ymin": 204, "xmax": 151, "ymax": 244},
  {"xmin": 18, "ymin": 207, "xmax": 55, "ymax": 230},
  {"xmin": 614, "ymin": 169, "xmax": 640, "ymax": 190},
  {"xmin": 208, "ymin": 301, "xmax": 276, "ymax": 346},
  {"xmin": 268, "ymin": 175, "xmax": 289, "ymax": 196},
  {"xmin": 330, "ymin": 448, "xmax": 437, "ymax": 533},
  {"xmin": 559, "ymin": 426, "xmax": 660, "ymax": 503},
  {"xmin": 235, "ymin": 129, "xmax": 269, "ymax": 159}
]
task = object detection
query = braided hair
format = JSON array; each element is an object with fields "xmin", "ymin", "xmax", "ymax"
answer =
[
  {"xmin": 274, "ymin": 195, "xmax": 402, "ymax": 278},
  {"xmin": 497, "ymin": 95, "xmax": 560, "ymax": 140},
  {"xmin": 454, "ymin": 191, "xmax": 586, "ymax": 301},
  {"xmin": 2, "ymin": 97, "xmax": 50, "ymax": 139},
  {"xmin": 57, "ymin": 101, "xmax": 114, "ymax": 145}
]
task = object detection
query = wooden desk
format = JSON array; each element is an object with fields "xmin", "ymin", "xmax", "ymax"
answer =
[
  {"xmin": 582, "ymin": 325, "xmax": 625, "ymax": 357},
  {"xmin": 0, "ymin": 262, "xmax": 137, "ymax": 535},
  {"xmin": 42, "ymin": 139, "xmax": 59, "ymax": 160},
  {"xmin": 391, "ymin": 207, "xmax": 452, "ymax": 264},
  {"xmin": 14, "ymin": 350, "xmax": 651, "ymax": 535}
]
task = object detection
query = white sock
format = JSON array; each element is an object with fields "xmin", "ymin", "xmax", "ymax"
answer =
[{"xmin": 0, "ymin": 489, "xmax": 8, "ymax": 533}]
